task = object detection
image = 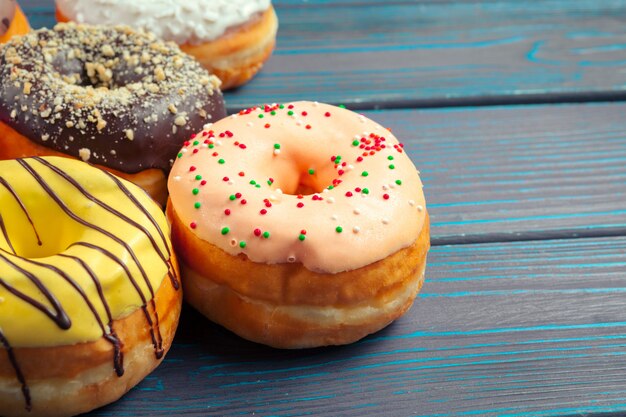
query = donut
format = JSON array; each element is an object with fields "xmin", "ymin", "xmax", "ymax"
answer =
[
  {"xmin": 55, "ymin": 0, "xmax": 278, "ymax": 90},
  {"xmin": 0, "ymin": 23, "xmax": 227, "ymax": 205},
  {"xmin": 166, "ymin": 101, "xmax": 429, "ymax": 348},
  {"xmin": 0, "ymin": 156, "xmax": 181, "ymax": 417},
  {"xmin": 0, "ymin": 1, "xmax": 29, "ymax": 43}
]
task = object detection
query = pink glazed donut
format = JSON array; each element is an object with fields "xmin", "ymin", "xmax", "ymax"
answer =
[{"xmin": 166, "ymin": 101, "xmax": 430, "ymax": 348}]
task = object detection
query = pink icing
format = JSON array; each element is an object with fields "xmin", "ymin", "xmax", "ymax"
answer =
[{"xmin": 168, "ymin": 101, "xmax": 427, "ymax": 274}]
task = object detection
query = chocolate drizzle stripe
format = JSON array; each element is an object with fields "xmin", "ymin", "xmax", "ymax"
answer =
[
  {"xmin": 0, "ymin": 251, "xmax": 71, "ymax": 329},
  {"xmin": 35, "ymin": 157, "xmax": 179, "ymax": 291},
  {"xmin": 0, "ymin": 213, "xmax": 16, "ymax": 254},
  {"xmin": 0, "ymin": 177, "xmax": 42, "ymax": 246},
  {"xmin": 0, "ymin": 329, "xmax": 31, "ymax": 412},
  {"xmin": 17, "ymin": 159, "xmax": 156, "ymax": 298},
  {"xmin": 101, "ymin": 168, "xmax": 179, "ymax": 290},
  {"xmin": 58, "ymin": 253, "xmax": 124, "ymax": 376},
  {"xmin": 71, "ymin": 241, "xmax": 164, "ymax": 358}
]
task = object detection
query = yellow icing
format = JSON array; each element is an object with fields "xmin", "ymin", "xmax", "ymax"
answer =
[{"xmin": 0, "ymin": 157, "xmax": 172, "ymax": 348}]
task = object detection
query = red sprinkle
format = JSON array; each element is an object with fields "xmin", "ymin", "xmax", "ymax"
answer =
[
  {"xmin": 260, "ymin": 209, "xmax": 267, "ymax": 215},
  {"xmin": 224, "ymin": 209, "xmax": 231, "ymax": 215},
  {"xmin": 254, "ymin": 228, "xmax": 262, "ymax": 236},
  {"xmin": 383, "ymin": 194, "xmax": 390, "ymax": 200},
  {"xmin": 302, "ymin": 111, "xmax": 308, "ymax": 116},
  {"xmin": 241, "ymin": 199, "xmax": 247, "ymax": 205},
  {"xmin": 189, "ymin": 166, "xmax": 196, "ymax": 172},
  {"xmin": 222, "ymin": 176, "xmax": 229, "ymax": 182},
  {"xmin": 190, "ymin": 133, "xmax": 196, "ymax": 139},
  {"xmin": 239, "ymin": 144, "xmax": 247, "ymax": 149},
  {"xmin": 324, "ymin": 112, "xmax": 331, "ymax": 117},
  {"xmin": 297, "ymin": 202, "xmax": 304, "ymax": 208},
  {"xmin": 238, "ymin": 171, "xmax": 245, "ymax": 177},
  {"xmin": 190, "ymin": 222, "xmax": 197, "ymax": 229},
  {"xmin": 265, "ymin": 123, "xmax": 270, "ymax": 128},
  {"xmin": 345, "ymin": 191, "xmax": 353, "ymax": 197},
  {"xmin": 235, "ymin": 192, "xmax": 242, "ymax": 198},
  {"xmin": 193, "ymin": 149, "xmax": 199, "ymax": 154},
  {"xmin": 305, "ymin": 124, "xmax": 311, "ymax": 129},
  {"xmin": 300, "ymin": 229, "xmax": 307, "ymax": 235},
  {"xmin": 200, "ymin": 180, "xmax": 207, "ymax": 186}
]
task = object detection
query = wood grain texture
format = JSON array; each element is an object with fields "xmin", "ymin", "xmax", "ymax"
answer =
[
  {"xmin": 79, "ymin": 237, "xmax": 626, "ymax": 417},
  {"xmin": 359, "ymin": 101, "xmax": 626, "ymax": 244},
  {"xmin": 19, "ymin": 0, "xmax": 626, "ymax": 111}
]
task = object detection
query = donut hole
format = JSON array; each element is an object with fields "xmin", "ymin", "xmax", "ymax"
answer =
[
  {"xmin": 280, "ymin": 164, "xmax": 337, "ymax": 196},
  {"xmin": 8, "ymin": 220, "xmax": 76, "ymax": 260}
]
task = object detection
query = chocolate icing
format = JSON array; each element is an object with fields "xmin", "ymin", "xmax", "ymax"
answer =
[
  {"xmin": 0, "ymin": 0, "xmax": 15, "ymax": 37},
  {"xmin": 0, "ymin": 23, "xmax": 227, "ymax": 173}
]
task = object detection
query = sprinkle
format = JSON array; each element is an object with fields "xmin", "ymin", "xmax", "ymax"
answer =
[
  {"xmin": 335, "ymin": 226, "xmax": 343, "ymax": 233},
  {"xmin": 195, "ymin": 175, "xmax": 202, "ymax": 180},
  {"xmin": 190, "ymin": 222, "xmax": 197, "ymax": 229},
  {"xmin": 352, "ymin": 140, "xmax": 359, "ymax": 146},
  {"xmin": 223, "ymin": 176, "xmax": 229, "ymax": 182},
  {"xmin": 388, "ymin": 155, "xmax": 394, "ymax": 160},
  {"xmin": 383, "ymin": 194, "xmax": 390, "ymax": 200},
  {"xmin": 361, "ymin": 171, "xmax": 369, "ymax": 177},
  {"xmin": 305, "ymin": 124, "xmax": 312, "ymax": 129},
  {"xmin": 192, "ymin": 188, "xmax": 199, "ymax": 195},
  {"xmin": 382, "ymin": 218, "xmax": 390, "ymax": 224},
  {"xmin": 274, "ymin": 143, "xmax": 281, "ymax": 149},
  {"xmin": 325, "ymin": 112, "xmax": 331, "ymax": 117},
  {"xmin": 396, "ymin": 179, "xmax": 402, "ymax": 185},
  {"xmin": 229, "ymin": 194, "xmax": 236, "ymax": 201},
  {"xmin": 345, "ymin": 191, "xmax": 353, "ymax": 197},
  {"xmin": 177, "ymin": 152, "xmax": 183, "ymax": 158},
  {"xmin": 288, "ymin": 256, "xmax": 296, "ymax": 263},
  {"xmin": 194, "ymin": 202, "xmax": 201, "ymax": 209},
  {"xmin": 239, "ymin": 241, "xmax": 246, "ymax": 248},
  {"xmin": 189, "ymin": 166, "xmax": 196, "ymax": 172},
  {"xmin": 389, "ymin": 164, "xmax": 395, "ymax": 170},
  {"xmin": 297, "ymin": 202, "xmax": 304, "ymax": 208},
  {"xmin": 287, "ymin": 110, "xmax": 294, "ymax": 116},
  {"xmin": 417, "ymin": 205, "xmax": 424, "ymax": 212},
  {"xmin": 258, "ymin": 114, "xmax": 264, "ymax": 118},
  {"xmin": 241, "ymin": 199, "xmax": 247, "ymax": 205},
  {"xmin": 221, "ymin": 227, "xmax": 230, "ymax": 235},
  {"xmin": 353, "ymin": 226, "xmax": 360, "ymax": 233},
  {"xmin": 408, "ymin": 200, "xmax": 415, "ymax": 206},
  {"xmin": 339, "ymin": 104, "xmax": 346, "ymax": 108},
  {"xmin": 239, "ymin": 171, "xmax": 245, "ymax": 177},
  {"xmin": 224, "ymin": 209, "xmax": 231, "ymax": 215},
  {"xmin": 362, "ymin": 188, "xmax": 370, "ymax": 194},
  {"xmin": 270, "ymin": 111, "xmax": 276, "ymax": 115},
  {"xmin": 302, "ymin": 111, "xmax": 308, "ymax": 116},
  {"xmin": 218, "ymin": 159, "xmax": 225, "ymax": 164},
  {"xmin": 263, "ymin": 231, "xmax": 270, "ymax": 238},
  {"xmin": 354, "ymin": 208, "xmax": 361, "ymax": 215},
  {"xmin": 298, "ymin": 234, "xmax": 306, "ymax": 241},
  {"xmin": 265, "ymin": 123, "xmax": 270, "ymax": 128},
  {"xmin": 254, "ymin": 228, "xmax": 262, "ymax": 236},
  {"xmin": 301, "ymin": 229, "xmax": 307, "ymax": 235},
  {"xmin": 308, "ymin": 168, "xmax": 315, "ymax": 175},
  {"xmin": 260, "ymin": 209, "xmax": 267, "ymax": 215}
]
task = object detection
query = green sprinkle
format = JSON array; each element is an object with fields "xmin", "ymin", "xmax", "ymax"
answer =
[
  {"xmin": 177, "ymin": 152, "xmax": 183, "ymax": 158},
  {"xmin": 387, "ymin": 155, "xmax": 394, "ymax": 160},
  {"xmin": 308, "ymin": 168, "xmax": 315, "ymax": 175},
  {"xmin": 193, "ymin": 140, "xmax": 199, "ymax": 146},
  {"xmin": 389, "ymin": 164, "xmax": 395, "ymax": 170},
  {"xmin": 287, "ymin": 110, "xmax": 294, "ymax": 116},
  {"xmin": 258, "ymin": 114, "xmax": 264, "ymax": 118},
  {"xmin": 274, "ymin": 143, "xmax": 281, "ymax": 149},
  {"xmin": 395, "ymin": 179, "xmax": 402, "ymax": 185},
  {"xmin": 262, "ymin": 231, "xmax": 270, "ymax": 239},
  {"xmin": 270, "ymin": 111, "xmax": 276, "ymax": 115},
  {"xmin": 352, "ymin": 140, "xmax": 359, "ymax": 146},
  {"xmin": 298, "ymin": 234, "xmax": 306, "ymax": 241},
  {"xmin": 229, "ymin": 194, "xmax": 236, "ymax": 201},
  {"xmin": 194, "ymin": 202, "xmax": 201, "ymax": 209},
  {"xmin": 192, "ymin": 188, "xmax": 199, "ymax": 195},
  {"xmin": 361, "ymin": 171, "xmax": 369, "ymax": 177},
  {"xmin": 279, "ymin": 104, "xmax": 285, "ymax": 109},
  {"xmin": 250, "ymin": 180, "xmax": 256, "ymax": 185},
  {"xmin": 239, "ymin": 241, "xmax": 246, "ymax": 248},
  {"xmin": 362, "ymin": 188, "xmax": 370, "ymax": 194},
  {"xmin": 255, "ymin": 184, "xmax": 261, "ymax": 188},
  {"xmin": 195, "ymin": 175, "xmax": 202, "ymax": 180},
  {"xmin": 339, "ymin": 104, "xmax": 346, "ymax": 109},
  {"xmin": 327, "ymin": 185, "xmax": 334, "ymax": 190},
  {"xmin": 218, "ymin": 159, "xmax": 225, "ymax": 164},
  {"xmin": 208, "ymin": 143, "xmax": 214, "ymax": 149},
  {"xmin": 221, "ymin": 227, "xmax": 230, "ymax": 235},
  {"xmin": 267, "ymin": 180, "xmax": 273, "ymax": 186},
  {"xmin": 335, "ymin": 226, "xmax": 343, "ymax": 233}
]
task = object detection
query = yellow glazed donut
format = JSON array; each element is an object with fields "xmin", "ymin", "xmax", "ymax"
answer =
[
  {"xmin": 167, "ymin": 101, "xmax": 429, "ymax": 348},
  {"xmin": 0, "ymin": 156, "xmax": 181, "ymax": 417}
]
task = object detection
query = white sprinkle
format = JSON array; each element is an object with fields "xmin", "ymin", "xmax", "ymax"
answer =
[
  {"xmin": 203, "ymin": 123, "xmax": 213, "ymax": 129},
  {"xmin": 417, "ymin": 205, "xmax": 424, "ymax": 212},
  {"xmin": 408, "ymin": 200, "xmax": 415, "ymax": 206},
  {"xmin": 41, "ymin": 134, "xmax": 50, "ymax": 142},
  {"xmin": 173, "ymin": 176, "xmax": 181, "ymax": 181},
  {"xmin": 181, "ymin": 148, "xmax": 188, "ymax": 153},
  {"xmin": 230, "ymin": 114, "xmax": 238, "ymax": 119},
  {"xmin": 353, "ymin": 226, "xmax": 361, "ymax": 234},
  {"xmin": 296, "ymin": 120, "xmax": 303, "ymax": 126},
  {"xmin": 273, "ymin": 149, "xmax": 281, "ymax": 155},
  {"xmin": 327, "ymin": 197, "xmax": 335, "ymax": 204},
  {"xmin": 358, "ymin": 115, "xmax": 366, "ymax": 123},
  {"xmin": 347, "ymin": 164, "xmax": 354, "ymax": 171},
  {"xmin": 354, "ymin": 134, "xmax": 361, "ymax": 140},
  {"xmin": 78, "ymin": 148, "xmax": 91, "ymax": 162},
  {"xmin": 202, "ymin": 143, "xmax": 208, "ymax": 148},
  {"xmin": 270, "ymin": 194, "xmax": 278, "ymax": 201},
  {"xmin": 246, "ymin": 122, "xmax": 253, "ymax": 127},
  {"xmin": 312, "ymin": 101, "xmax": 319, "ymax": 107},
  {"xmin": 230, "ymin": 239, "xmax": 237, "ymax": 247},
  {"xmin": 228, "ymin": 180, "xmax": 234, "ymax": 185},
  {"xmin": 382, "ymin": 184, "xmax": 389, "ymax": 191},
  {"xmin": 216, "ymin": 140, "xmax": 222, "ymax": 146},
  {"xmin": 287, "ymin": 255, "xmax": 296, "ymax": 263},
  {"xmin": 353, "ymin": 208, "xmax": 361, "ymax": 215},
  {"xmin": 331, "ymin": 214, "xmax": 338, "ymax": 221},
  {"xmin": 382, "ymin": 218, "xmax": 390, "ymax": 224},
  {"xmin": 276, "ymin": 188, "xmax": 283, "ymax": 195},
  {"xmin": 389, "ymin": 182, "xmax": 396, "ymax": 189}
]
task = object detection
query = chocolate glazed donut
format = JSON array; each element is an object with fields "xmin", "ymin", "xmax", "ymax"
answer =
[{"xmin": 0, "ymin": 23, "xmax": 227, "ymax": 203}]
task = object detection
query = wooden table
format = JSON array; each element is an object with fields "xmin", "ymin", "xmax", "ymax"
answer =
[{"xmin": 20, "ymin": 1, "xmax": 626, "ymax": 416}]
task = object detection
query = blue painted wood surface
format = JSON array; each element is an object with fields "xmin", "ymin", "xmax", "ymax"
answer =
[
  {"xmin": 88, "ymin": 237, "xmax": 626, "ymax": 416},
  {"xmin": 10, "ymin": 2, "xmax": 626, "ymax": 416},
  {"xmin": 21, "ymin": 0, "xmax": 626, "ymax": 111}
]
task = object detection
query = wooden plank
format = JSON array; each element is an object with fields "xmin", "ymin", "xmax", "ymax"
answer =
[
  {"xmin": 20, "ymin": 0, "xmax": 626, "ymax": 111},
  {"xmin": 358, "ymin": 101, "xmax": 626, "ymax": 244},
  {"xmin": 82, "ymin": 236, "xmax": 626, "ymax": 416}
]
